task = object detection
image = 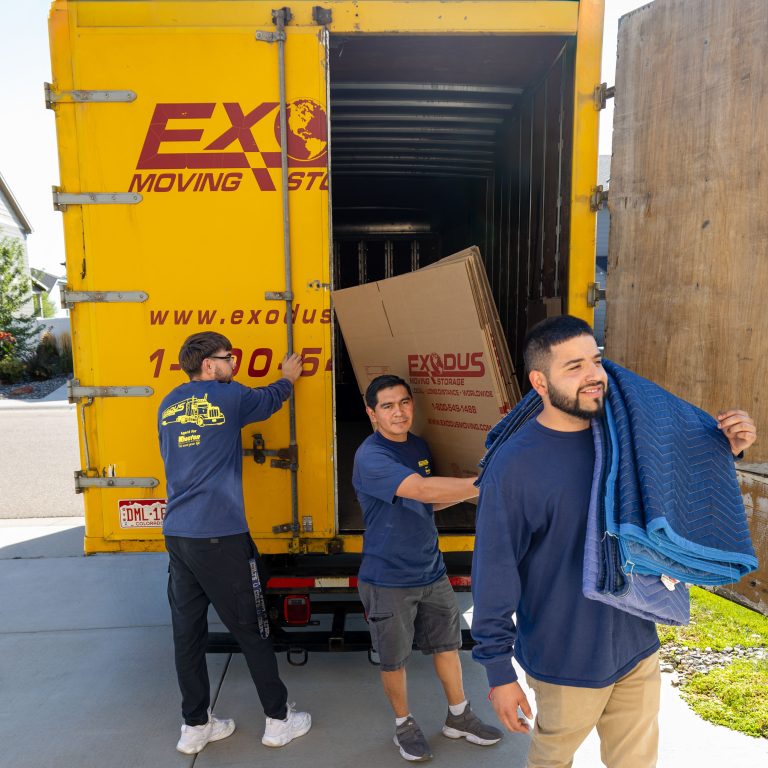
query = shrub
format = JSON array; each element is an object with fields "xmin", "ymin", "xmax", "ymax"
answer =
[
  {"xmin": 0, "ymin": 356, "xmax": 26, "ymax": 384},
  {"xmin": 25, "ymin": 330, "xmax": 64, "ymax": 380},
  {"xmin": 0, "ymin": 330, "xmax": 17, "ymax": 360},
  {"xmin": 57, "ymin": 331, "xmax": 74, "ymax": 374}
]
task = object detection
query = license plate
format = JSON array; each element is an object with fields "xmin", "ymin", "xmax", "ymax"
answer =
[{"xmin": 118, "ymin": 499, "xmax": 167, "ymax": 529}]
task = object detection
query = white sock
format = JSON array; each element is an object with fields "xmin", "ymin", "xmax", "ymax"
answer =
[
  {"xmin": 449, "ymin": 700, "xmax": 468, "ymax": 716},
  {"xmin": 395, "ymin": 714, "xmax": 412, "ymax": 726}
]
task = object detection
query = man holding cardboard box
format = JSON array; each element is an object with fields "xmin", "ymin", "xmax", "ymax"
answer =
[{"xmin": 353, "ymin": 374, "xmax": 503, "ymax": 762}]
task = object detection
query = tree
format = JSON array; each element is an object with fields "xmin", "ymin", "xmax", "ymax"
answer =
[
  {"xmin": 41, "ymin": 292, "xmax": 58, "ymax": 318},
  {"xmin": 0, "ymin": 236, "xmax": 37, "ymax": 354}
]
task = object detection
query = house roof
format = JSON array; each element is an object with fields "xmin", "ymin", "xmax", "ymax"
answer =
[
  {"xmin": 0, "ymin": 170, "xmax": 33, "ymax": 235},
  {"xmin": 30, "ymin": 267, "xmax": 62, "ymax": 292}
]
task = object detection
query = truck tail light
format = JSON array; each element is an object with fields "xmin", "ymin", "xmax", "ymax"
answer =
[{"xmin": 283, "ymin": 595, "xmax": 311, "ymax": 625}]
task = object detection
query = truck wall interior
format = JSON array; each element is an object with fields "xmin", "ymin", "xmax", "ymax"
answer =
[{"xmin": 329, "ymin": 35, "xmax": 576, "ymax": 531}]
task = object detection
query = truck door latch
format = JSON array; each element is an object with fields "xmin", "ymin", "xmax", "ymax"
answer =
[{"xmin": 244, "ymin": 433, "xmax": 298, "ymax": 470}]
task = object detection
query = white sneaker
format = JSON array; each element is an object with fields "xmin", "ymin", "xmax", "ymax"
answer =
[
  {"xmin": 176, "ymin": 713, "xmax": 236, "ymax": 754},
  {"xmin": 262, "ymin": 703, "xmax": 312, "ymax": 747}
]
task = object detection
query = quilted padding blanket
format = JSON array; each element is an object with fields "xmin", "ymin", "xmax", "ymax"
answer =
[
  {"xmin": 601, "ymin": 360, "xmax": 757, "ymax": 585},
  {"xmin": 480, "ymin": 360, "xmax": 757, "ymax": 618}
]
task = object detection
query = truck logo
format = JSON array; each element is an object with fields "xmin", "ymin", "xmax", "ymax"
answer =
[
  {"xmin": 131, "ymin": 99, "xmax": 328, "ymax": 193},
  {"xmin": 407, "ymin": 352, "xmax": 486, "ymax": 384},
  {"xmin": 161, "ymin": 394, "xmax": 226, "ymax": 427}
]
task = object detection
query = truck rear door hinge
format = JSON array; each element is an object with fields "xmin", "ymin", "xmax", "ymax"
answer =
[
  {"xmin": 45, "ymin": 83, "xmax": 136, "ymax": 109},
  {"xmin": 74, "ymin": 471, "xmax": 159, "ymax": 494},
  {"xmin": 587, "ymin": 282, "xmax": 606, "ymax": 308},
  {"xmin": 61, "ymin": 290, "xmax": 148, "ymax": 308},
  {"xmin": 244, "ymin": 433, "xmax": 298, "ymax": 470},
  {"xmin": 594, "ymin": 82, "xmax": 615, "ymax": 111},
  {"xmin": 265, "ymin": 291, "xmax": 293, "ymax": 301},
  {"xmin": 67, "ymin": 380, "xmax": 154, "ymax": 403},
  {"xmin": 255, "ymin": 30, "xmax": 286, "ymax": 43},
  {"xmin": 307, "ymin": 280, "xmax": 331, "ymax": 291},
  {"xmin": 590, "ymin": 185, "xmax": 609, "ymax": 212},
  {"xmin": 53, "ymin": 188, "xmax": 142, "ymax": 211}
]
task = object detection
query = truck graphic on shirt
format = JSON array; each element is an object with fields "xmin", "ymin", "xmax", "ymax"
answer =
[{"xmin": 161, "ymin": 394, "xmax": 225, "ymax": 427}]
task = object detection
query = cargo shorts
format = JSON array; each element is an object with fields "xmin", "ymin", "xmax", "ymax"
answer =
[{"xmin": 358, "ymin": 574, "xmax": 462, "ymax": 671}]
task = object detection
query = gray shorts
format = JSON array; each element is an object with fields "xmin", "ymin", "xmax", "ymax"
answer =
[{"xmin": 358, "ymin": 574, "xmax": 462, "ymax": 671}]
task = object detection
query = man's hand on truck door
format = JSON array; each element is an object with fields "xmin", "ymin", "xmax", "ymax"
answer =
[{"xmin": 280, "ymin": 353, "xmax": 304, "ymax": 384}]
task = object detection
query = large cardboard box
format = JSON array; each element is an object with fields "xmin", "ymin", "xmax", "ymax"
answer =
[{"xmin": 332, "ymin": 246, "xmax": 520, "ymax": 478}]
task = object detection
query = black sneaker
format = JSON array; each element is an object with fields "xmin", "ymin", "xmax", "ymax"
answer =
[
  {"xmin": 393, "ymin": 716, "xmax": 433, "ymax": 762},
  {"xmin": 442, "ymin": 702, "xmax": 503, "ymax": 746}
]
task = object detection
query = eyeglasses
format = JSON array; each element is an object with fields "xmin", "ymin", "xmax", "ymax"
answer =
[{"xmin": 207, "ymin": 354, "xmax": 236, "ymax": 362}]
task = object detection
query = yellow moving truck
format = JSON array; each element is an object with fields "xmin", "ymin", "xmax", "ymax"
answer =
[{"xmin": 48, "ymin": 0, "xmax": 607, "ymax": 650}]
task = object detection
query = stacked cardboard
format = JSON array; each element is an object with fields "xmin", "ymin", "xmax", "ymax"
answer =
[{"xmin": 332, "ymin": 246, "xmax": 521, "ymax": 479}]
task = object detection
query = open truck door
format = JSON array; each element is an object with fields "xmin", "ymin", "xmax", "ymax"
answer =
[
  {"xmin": 49, "ymin": 4, "xmax": 335, "ymax": 554},
  {"xmin": 604, "ymin": 0, "xmax": 767, "ymax": 613}
]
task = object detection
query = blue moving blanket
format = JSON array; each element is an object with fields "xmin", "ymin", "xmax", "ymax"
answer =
[
  {"xmin": 601, "ymin": 360, "xmax": 757, "ymax": 585},
  {"xmin": 584, "ymin": 416, "xmax": 690, "ymax": 625},
  {"xmin": 480, "ymin": 360, "xmax": 756, "ymax": 622}
]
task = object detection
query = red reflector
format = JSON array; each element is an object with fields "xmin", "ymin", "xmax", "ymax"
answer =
[
  {"xmin": 449, "ymin": 576, "xmax": 472, "ymax": 587},
  {"xmin": 283, "ymin": 595, "xmax": 311, "ymax": 625},
  {"xmin": 267, "ymin": 577, "xmax": 315, "ymax": 589}
]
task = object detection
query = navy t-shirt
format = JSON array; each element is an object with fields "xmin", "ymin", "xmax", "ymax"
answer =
[
  {"xmin": 353, "ymin": 431, "xmax": 446, "ymax": 588},
  {"xmin": 471, "ymin": 419, "xmax": 660, "ymax": 688},
  {"xmin": 158, "ymin": 378, "xmax": 292, "ymax": 537}
]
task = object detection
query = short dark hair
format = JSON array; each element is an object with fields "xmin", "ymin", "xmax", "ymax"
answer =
[
  {"xmin": 523, "ymin": 315, "xmax": 595, "ymax": 374},
  {"xmin": 178, "ymin": 332, "xmax": 232, "ymax": 376},
  {"xmin": 364, "ymin": 374, "xmax": 412, "ymax": 409}
]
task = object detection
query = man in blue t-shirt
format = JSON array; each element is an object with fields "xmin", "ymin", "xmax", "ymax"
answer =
[
  {"xmin": 353, "ymin": 374, "xmax": 503, "ymax": 762},
  {"xmin": 158, "ymin": 332, "xmax": 310, "ymax": 756},
  {"xmin": 471, "ymin": 315, "xmax": 757, "ymax": 768}
]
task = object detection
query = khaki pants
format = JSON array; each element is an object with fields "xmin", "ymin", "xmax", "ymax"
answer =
[{"xmin": 526, "ymin": 652, "xmax": 660, "ymax": 768}]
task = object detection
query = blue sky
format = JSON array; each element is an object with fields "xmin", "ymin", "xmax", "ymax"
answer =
[{"xmin": 0, "ymin": 0, "xmax": 648, "ymax": 275}]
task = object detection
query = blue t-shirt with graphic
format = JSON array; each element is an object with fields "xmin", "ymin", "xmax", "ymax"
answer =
[
  {"xmin": 353, "ymin": 431, "xmax": 446, "ymax": 588},
  {"xmin": 158, "ymin": 378, "xmax": 292, "ymax": 537}
]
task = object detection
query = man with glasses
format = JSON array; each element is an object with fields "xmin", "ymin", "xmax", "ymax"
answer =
[{"xmin": 158, "ymin": 331, "xmax": 309, "ymax": 755}]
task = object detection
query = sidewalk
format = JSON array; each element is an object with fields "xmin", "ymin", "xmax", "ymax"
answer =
[{"xmin": 1, "ymin": 518, "xmax": 766, "ymax": 768}]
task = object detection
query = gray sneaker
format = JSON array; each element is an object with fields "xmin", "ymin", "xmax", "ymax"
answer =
[
  {"xmin": 393, "ymin": 717, "xmax": 433, "ymax": 762},
  {"xmin": 442, "ymin": 703, "xmax": 503, "ymax": 746}
]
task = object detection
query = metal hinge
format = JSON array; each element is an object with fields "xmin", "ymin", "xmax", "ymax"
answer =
[
  {"xmin": 307, "ymin": 280, "xmax": 331, "ymax": 291},
  {"xmin": 255, "ymin": 30, "xmax": 285, "ymax": 43},
  {"xmin": 45, "ymin": 83, "xmax": 137, "ymax": 109},
  {"xmin": 587, "ymin": 282, "xmax": 606, "ymax": 308},
  {"xmin": 61, "ymin": 290, "xmax": 148, "ymax": 308},
  {"xmin": 53, "ymin": 188, "xmax": 142, "ymax": 212},
  {"xmin": 590, "ymin": 185, "xmax": 609, "ymax": 212},
  {"xmin": 244, "ymin": 433, "xmax": 298, "ymax": 470},
  {"xmin": 594, "ymin": 82, "xmax": 615, "ymax": 111},
  {"xmin": 67, "ymin": 380, "xmax": 154, "ymax": 403},
  {"xmin": 74, "ymin": 471, "xmax": 159, "ymax": 494},
  {"xmin": 265, "ymin": 291, "xmax": 293, "ymax": 301},
  {"xmin": 312, "ymin": 6, "xmax": 332, "ymax": 25}
]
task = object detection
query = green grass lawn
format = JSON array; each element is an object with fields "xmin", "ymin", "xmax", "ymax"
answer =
[{"xmin": 657, "ymin": 588, "xmax": 768, "ymax": 738}]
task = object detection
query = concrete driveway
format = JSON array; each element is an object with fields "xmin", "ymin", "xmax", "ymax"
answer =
[{"xmin": 1, "ymin": 518, "xmax": 767, "ymax": 768}]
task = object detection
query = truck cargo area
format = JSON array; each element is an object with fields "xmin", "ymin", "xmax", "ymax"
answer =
[{"xmin": 330, "ymin": 35, "xmax": 576, "ymax": 531}]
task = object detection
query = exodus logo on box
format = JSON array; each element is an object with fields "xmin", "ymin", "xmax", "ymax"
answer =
[
  {"xmin": 130, "ymin": 99, "xmax": 328, "ymax": 193},
  {"xmin": 408, "ymin": 352, "xmax": 486, "ymax": 384}
]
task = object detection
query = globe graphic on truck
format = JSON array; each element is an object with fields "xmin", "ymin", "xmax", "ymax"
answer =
[{"xmin": 274, "ymin": 98, "xmax": 328, "ymax": 161}]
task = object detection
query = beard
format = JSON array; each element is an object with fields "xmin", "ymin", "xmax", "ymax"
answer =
[{"xmin": 547, "ymin": 380, "xmax": 605, "ymax": 420}]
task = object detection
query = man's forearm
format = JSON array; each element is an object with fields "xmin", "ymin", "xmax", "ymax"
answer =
[{"xmin": 397, "ymin": 474, "xmax": 478, "ymax": 503}]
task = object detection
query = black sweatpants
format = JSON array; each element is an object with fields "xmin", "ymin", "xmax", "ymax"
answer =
[{"xmin": 165, "ymin": 533, "xmax": 288, "ymax": 725}]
